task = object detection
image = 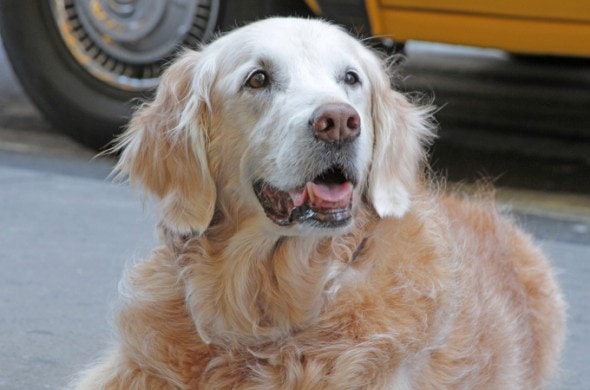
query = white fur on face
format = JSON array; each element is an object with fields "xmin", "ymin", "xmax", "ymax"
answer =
[
  {"xmin": 117, "ymin": 17, "xmax": 434, "ymax": 234},
  {"xmin": 208, "ymin": 19, "xmax": 374, "ymax": 191}
]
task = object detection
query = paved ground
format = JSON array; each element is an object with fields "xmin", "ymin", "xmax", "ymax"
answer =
[
  {"xmin": 0, "ymin": 156, "xmax": 154, "ymax": 389},
  {"xmin": 1, "ymin": 37, "xmax": 589, "ymax": 389}
]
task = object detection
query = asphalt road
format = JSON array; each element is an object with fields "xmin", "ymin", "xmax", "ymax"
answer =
[{"xmin": 1, "ymin": 39, "xmax": 589, "ymax": 389}]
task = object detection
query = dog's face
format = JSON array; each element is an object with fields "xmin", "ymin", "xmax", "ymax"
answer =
[
  {"xmin": 208, "ymin": 19, "xmax": 375, "ymax": 230},
  {"xmin": 115, "ymin": 18, "xmax": 433, "ymax": 235}
]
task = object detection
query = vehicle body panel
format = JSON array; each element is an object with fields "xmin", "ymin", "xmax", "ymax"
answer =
[{"xmin": 311, "ymin": 0, "xmax": 590, "ymax": 57}]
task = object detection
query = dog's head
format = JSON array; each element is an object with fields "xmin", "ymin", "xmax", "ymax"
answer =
[{"xmin": 115, "ymin": 18, "xmax": 434, "ymax": 235}]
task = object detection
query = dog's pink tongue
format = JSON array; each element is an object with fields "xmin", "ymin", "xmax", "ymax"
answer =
[{"xmin": 308, "ymin": 182, "xmax": 353, "ymax": 209}]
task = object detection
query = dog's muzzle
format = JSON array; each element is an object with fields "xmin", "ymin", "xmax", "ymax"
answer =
[{"xmin": 254, "ymin": 103, "xmax": 362, "ymax": 228}]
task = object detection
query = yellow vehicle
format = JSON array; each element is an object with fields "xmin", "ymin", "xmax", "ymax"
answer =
[{"xmin": 309, "ymin": 0, "xmax": 590, "ymax": 57}]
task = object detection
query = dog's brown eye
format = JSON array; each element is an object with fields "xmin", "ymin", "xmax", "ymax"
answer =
[
  {"xmin": 246, "ymin": 70, "xmax": 269, "ymax": 89},
  {"xmin": 344, "ymin": 71, "xmax": 360, "ymax": 85}
]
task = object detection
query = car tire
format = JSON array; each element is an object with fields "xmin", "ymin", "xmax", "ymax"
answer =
[{"xmin": 0, "ymin": 0, "xmax": 310, "ymax": 150}]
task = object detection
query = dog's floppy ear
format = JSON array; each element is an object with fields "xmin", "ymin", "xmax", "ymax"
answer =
[
  {"xmin": 113, "ymin": 50, "xmax": 216, "ymax": 235},
  {"xmin": 367, "ymin": 60, "xmax": 435, "ymax": 219}
]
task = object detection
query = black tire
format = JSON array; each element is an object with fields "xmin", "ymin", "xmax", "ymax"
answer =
[
  {"xmin": 0, "ymin": 1, "xmax": 139, "ymax": 150},
  {"xmin": 0, "ymin": 0, "xmax": 310, "ymax": 150}
]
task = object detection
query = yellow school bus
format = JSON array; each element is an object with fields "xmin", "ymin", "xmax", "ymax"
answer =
[{"xmin": 308, "ymin": 0, "xmax": 590, "ymax": 57}]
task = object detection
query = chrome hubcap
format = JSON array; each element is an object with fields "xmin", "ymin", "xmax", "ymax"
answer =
[{"xmin": 51, "ymin": 0, "xmax": 219, "ymax": 90}]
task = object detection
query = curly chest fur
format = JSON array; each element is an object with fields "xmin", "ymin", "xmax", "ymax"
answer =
[{"xmin": 116, "ymin": 211, "xmax": 454, "ymax": 389}]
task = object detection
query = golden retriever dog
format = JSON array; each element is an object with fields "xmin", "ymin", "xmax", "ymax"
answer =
[{"xmin": 71, "ymin": 18, "xmax": 565, "ymax": 389}]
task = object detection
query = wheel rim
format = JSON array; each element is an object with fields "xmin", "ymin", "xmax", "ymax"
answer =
[{"xmin": 50, "ymin": 0, "xmax": 219, "ymax": 91}]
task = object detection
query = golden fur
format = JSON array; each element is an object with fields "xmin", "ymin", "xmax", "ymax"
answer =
[{"xmin": 71, "ymin": 18, "xmax": 565, "ymax": 389}]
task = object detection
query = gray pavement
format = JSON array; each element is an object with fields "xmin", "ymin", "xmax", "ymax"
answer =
[
  {"xmin": 0, "ymin": 150, "xmax": 589, "ymax": 389},
  {"xmin": 0, "ymin": 155, "xmax": 155, "ymax": 389}
]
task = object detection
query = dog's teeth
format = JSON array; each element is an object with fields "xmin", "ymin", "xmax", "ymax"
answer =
[
  {"xmin": 306, "ymin": 182, "xmax": 317, "ymax": 203},
  {"xmin": 289, "ymin": 188, "xmax": 307, "ymax": 207}
]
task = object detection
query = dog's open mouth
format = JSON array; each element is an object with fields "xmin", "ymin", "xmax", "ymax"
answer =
[{"xmin": 254, "ymin": 166, "xmax": 356, "ymax": 227}]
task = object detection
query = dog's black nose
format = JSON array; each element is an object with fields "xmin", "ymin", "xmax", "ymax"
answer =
[{"xmin": 310, "ymin": 103, "xmax": 360, "ymax": 144}]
